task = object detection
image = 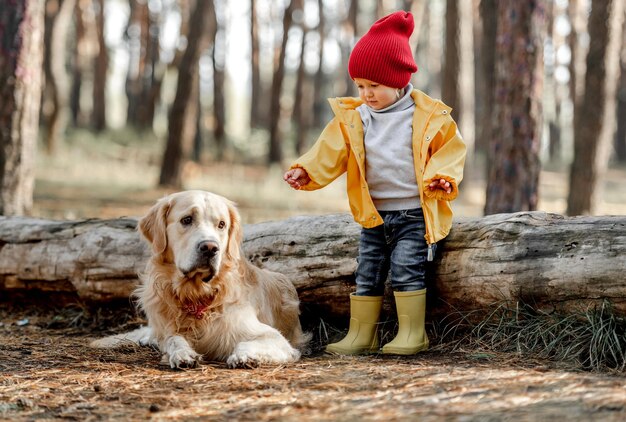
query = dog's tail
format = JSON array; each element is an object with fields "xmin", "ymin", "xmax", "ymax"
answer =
[{"xmin": 89, "ymin": 326, "xmax": 154, "ymax": 348}]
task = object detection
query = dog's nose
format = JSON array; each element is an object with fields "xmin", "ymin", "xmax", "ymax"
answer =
[{"xmin": 197, "ymin": 240, "xmax": 219, "ymax": 257}]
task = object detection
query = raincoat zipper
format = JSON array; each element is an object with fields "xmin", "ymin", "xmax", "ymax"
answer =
[{"xmin": 419, "ymin": 105, "xmax": 439, "ymax": 262}]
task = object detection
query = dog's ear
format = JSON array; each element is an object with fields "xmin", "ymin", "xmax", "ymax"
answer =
[
  {"xmin": 225, "ymin": 200, "xmax": 242, "ymax": 263},
  {"xmin": 138, "ymin": 197, "xmax": 171, "ymax": 255}
]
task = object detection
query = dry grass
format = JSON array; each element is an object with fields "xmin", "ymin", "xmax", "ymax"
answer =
[
  {"xmin": 2, "ymin": 306, "xmax": 626, "ymax": 421},
  {"xmin": 434, "ymin": 301, "xmax": 626, "ymax": 372}
]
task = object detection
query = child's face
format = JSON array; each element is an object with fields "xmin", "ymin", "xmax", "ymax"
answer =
[{"xmin": 354, "ymin": 78, "xmax": 402, "ymax": 110}]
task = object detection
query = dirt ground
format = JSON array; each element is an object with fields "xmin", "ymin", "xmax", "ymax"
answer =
[
  {"xmin": 1, "ymin": 307, "xmax": 626, "ymax": 421},
  {"xmin": 2, "ymin": 134, "xmax": 625, "ymax": 420}
]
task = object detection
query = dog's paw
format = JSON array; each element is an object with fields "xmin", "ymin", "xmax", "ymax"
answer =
[
  {"xmin": 166, "ymin": 348, "xmax": 201, "ymax": 369},
  {"xmin": 137, "ymin": 332, "xmax": 156, "ymax": 348},
  {"xmin": 226, "ymin": 353, "xmax": 259, "ymax": 369},
  {"xmin": 162, "ymin": 335, "xmax": 201, "ymax": 369},
  {"xmin": 226, "ymin": 341, "xmax": 300, "ymax": 368}
]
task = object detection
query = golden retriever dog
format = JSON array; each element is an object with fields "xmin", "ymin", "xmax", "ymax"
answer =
[{"xmin": 91, "ymin": 190, "xmax": 308, "ymax": 368}]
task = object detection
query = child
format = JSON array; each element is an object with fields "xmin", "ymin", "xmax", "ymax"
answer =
[{"xmin": 283, "ymin": 11, "xmax": 466, "ymax": 355}]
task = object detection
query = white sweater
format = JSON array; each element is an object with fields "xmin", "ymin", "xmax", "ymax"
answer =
[{"xmin": 356, "ymin": 84, "xmax": 420, "ymax": 211}]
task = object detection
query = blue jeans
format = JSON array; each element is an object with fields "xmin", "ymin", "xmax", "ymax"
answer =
[{"xmin": 355, "ymin": 208, "xmax": 429, "ymax": 296}]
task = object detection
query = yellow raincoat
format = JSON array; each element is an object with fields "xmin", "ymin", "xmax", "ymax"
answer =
[{"xmin": 290, "ymin": 89, "xmax": 466, "ymax": 249}]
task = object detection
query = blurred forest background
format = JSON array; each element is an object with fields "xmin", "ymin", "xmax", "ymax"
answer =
[{"xmin": 1, "ymin": 0, "xmax": 626, "ymax": 223}]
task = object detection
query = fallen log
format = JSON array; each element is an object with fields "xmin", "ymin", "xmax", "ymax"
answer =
[
  {"xmin": 0, "ymin": 212, "xmax": 624, "ymax": 319},
  {"xmin": 0, "ymin": 218, "xmax": 147, "ymax": 303}
]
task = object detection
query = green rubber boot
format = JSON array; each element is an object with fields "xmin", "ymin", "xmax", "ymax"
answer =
[
  {"xmin": 325, "ymin": 293, "xmax": 383, "ymax": 355},
  {"xmin": 382, "ymin": 289, "xmax": 429, "ymax": 355}
]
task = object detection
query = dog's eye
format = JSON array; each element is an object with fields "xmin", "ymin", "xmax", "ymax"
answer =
[
  {"xmin": 218, "ymin": 221, "xmax": 226, "ymax": 230},
  {"xmin": 180, "ymin": 216, "xmax": 193, "ymax": 226}
]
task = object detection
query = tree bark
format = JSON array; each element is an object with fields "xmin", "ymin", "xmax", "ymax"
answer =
[
  {"xmin": 426, "ymin": 2, "xmax": 443, "ymax": 98},
  {"xmin": 293, "ymin": 25, "xmax": 310, "ymax": 155},
  {"xmin": 312, "ymin": 0, "xmax": 327, "ymax": 129},
  {"xmin": 545, "ymin": 1, "xmax": 561, "ymax": 163},
  {"xmin": 342, "ymin": 0, "xmax": 358, "ymax": 97},
  {"xmin": 158, "ymin": 0, "xmax": 215, "ymax": 188},
  {"xmin": 442, "ymin": 0, "xmax": 460, "ymax": 122},
  {"xmin": 617, "ymin": 61, "xmax": 626, "ymax": 163},
  {"xmin": 42, "ymin": 0, "xmax": 76, "ymax": 154},
  {"xmin": 442, "ymin": 0, "xmax": 474, "ymax": 159},
  {"xmin": 566, "ymin": 0, "xmax": 624, "ymax": 215},
  {"xmin": 567, "ymin": 0, "xmax": 588, "ymax": 124},
  {"xmin": 484, "ymin": 1, "xmax": 546, "ymax": 215},
  {"xmin": 1, "ymin": 213, "xmax": 624, "ymax": 320},
  {"xmin": 249, "ymin": 0, "xmax": 263, "ymax": 128},
  {"xmin": 476, "ymin": 0, "xmax": 497, "ymax": 155},
  {"xmin": 211, "ymin": 4, "xmax": 225, "ymax": 160},
  {"xmin": 613, "ymin": 16, "xmax": 626, "ymax": 163},
  {"xmin": 69, "ymin": 0, "xmax": 86, "ymax": 126},
  {"xmin": 0, "ymin": 0, "xmax": 44, "ymax": 216},
  {"xmin": 190, "ymin": 67, "xmax": 204, "ymax": 161},
  {"xmin": 125, "ymin": 0, "xmax": 154, "ymax": 129},
  {"xmin": 457, "ymin": 0, "xmax": 475, "ymax": 157},
  {"xmin": 91, "ymin": 0, "xmax": 107, "ymax": 131},
  {"xmin": 267, "ymin": 0, "xmax": 300, "ymax": 165}
]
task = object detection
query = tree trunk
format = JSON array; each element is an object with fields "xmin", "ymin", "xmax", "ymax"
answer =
[
  {"xmin": 342, "ymin": 0, "xmax": 358, "ymax": 97},
  {"xmin": 613, "ymin": 21, "xmax": 626, "ymax": 164},
  {"xmin": 124, "ymin": 0, "xmax": 146, "ymax": 126},
  {"xmin": 158, "ymin": 0, "xmax": 215, "ymax": 188},
  {"xmin": 267, "ymin": 0, "xmax": 300, "ymax": 165},
  {"xmin": 617, "ymin": 74, "xmax": 626, "ymax": 163},
  {"xmin": 442, "ymin": 0, "xmax": 460, "ymax": 122},
  {"xmin": 408, "ymin": 0, "xmax": 426, "ymax": 73},
  {"xmin": 425, "ymin": 1, "xmax": 444, "ymax": 98},
  {"xmin": 293, "ymin": 25, "xmax": 310, "ymax": 155},
  {"xmin": 546, "ymin": 0, "xmax": 563, "ymax": 163},
  {"xmin": 211, "ymin": 5, "xmax": 225, "ymax": 160},
  {"xmin": 442, "ymin": 0, "xmax": 474, "ymax": 159},
  {"xmin": 457, "ymin": 0, "xmax": 474, "ymax": 157},
  {"xmin": 0, "ymin": 0, "xmax": 44, "ymax": 216},
  {"xmin": 249, "ymin": 0, "xmax": 263, "ymax": 128},
  {"xmin": 312, "ymin": 0, "xmax": 327, "ymax": 129},
  {"xmin": 42, "ymin": 0, "xmax": 76, "ymax": 154},
  {"xmin": 190, "ymin": 74, "xmax": 204, "ymax": 163},
  {"xmin": 484, "ymin": 1, "xmax": 546, "ymax": 215},
  {"xmin": 92, "ymin": 0, "xmax": 107, "ymax": 131},
  {"xmin": 566, "ymin": 0, "xmax": 624, "ymax": 215},
  {"xmin": 1, "ymin": 213, "xmax": 624, "ymax": 321},
  {"xmin": 142, "ymin": 17, "xmax": 163, "ymax": 131},
  {"xmin": 125, "ymin": 0, "xmax": 162, "ymax": 129},
  {"xmin": 69, "ymin": 0, "xmax": 86, "ymax": 126},
  {"xmin": 545, "ymin": 1, "xmax": 561, "ymax": 163},
  {"xmin": 476, "ymin": 0, "xmax": 496, "ymax": 155},
  {"xmin": 568, "ymin": 0, "xmax": 588, "ymax": 124}
]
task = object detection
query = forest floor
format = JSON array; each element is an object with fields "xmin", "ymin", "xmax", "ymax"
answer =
[
  {"xmin": 2, "ymin": 129, "xmax": 626, "ymax": 420},
  {"xmin": 1, "ymin": 307, "xmax": 626, "ymax": 421}
]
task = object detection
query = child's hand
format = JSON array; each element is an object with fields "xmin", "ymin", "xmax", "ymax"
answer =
[
  {"xmin": 428, "ymin": 178, "xmax": 452, "ymax": 194},
  {"xmin": 283, "ymin": 168, "xmax": 311, "ymax": 189}
]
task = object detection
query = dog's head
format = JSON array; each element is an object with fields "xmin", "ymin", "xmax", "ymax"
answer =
[{"xmin": 138, "ymin": 190, "xmax": 242, "ymax": 287}]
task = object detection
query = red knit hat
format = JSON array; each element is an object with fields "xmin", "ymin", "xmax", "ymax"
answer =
[{"xmin": 348, "ymin": 11, "xmax": 418, "ymax": 89}]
